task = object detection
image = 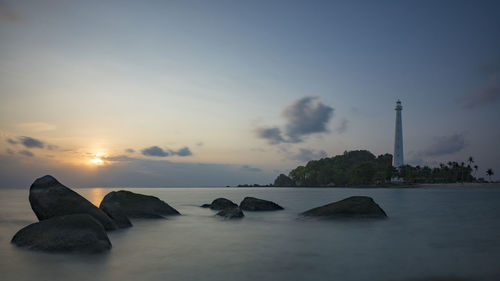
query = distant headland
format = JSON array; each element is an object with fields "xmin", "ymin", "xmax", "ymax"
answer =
[{"xmin": 238, "ymin": 150, "xmax": 496, "ymax": 188}]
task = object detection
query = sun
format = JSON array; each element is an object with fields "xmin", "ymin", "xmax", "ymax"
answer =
[
  {"xmin": 91, "ymin": 157, "xmax": 103, "ymax": 165},
  {"xmin": 90, "ymin": 153, "xmax": 104, "ymax": 165}
]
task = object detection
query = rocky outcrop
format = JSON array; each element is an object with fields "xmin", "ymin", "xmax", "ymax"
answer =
[
  {"xmin": 239, "ymin": 197, "xmax": 284, "ymax": 211},
  {"xmin": 100, "ymin": 201, "xmax": 132, "ymax": 228},
  {"xmin": 29, "ymin": 175, "xmax": 117, "ymax": 230},
  {"xmin": 216, "ymin": 207, "xmax": 244, "ymax": 219},
  {"xmin": 99, "ymin": 190, "xmax": 180, "ymax": 219},
  {"xmin": 201, "ymin": 198, "xmax": 238, "ymax": 210},
  {"xmin": 301, "ymin": 196, "xmax": 387, "ymax": 219},
  {"xmin": 11, "ymin": 214, "xmax": 112, "ymax": 253}
]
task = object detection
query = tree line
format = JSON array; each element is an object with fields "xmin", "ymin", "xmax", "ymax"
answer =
[{"xmin": 273, "ymin": 150, "xmax": 494, "ymax": 187}]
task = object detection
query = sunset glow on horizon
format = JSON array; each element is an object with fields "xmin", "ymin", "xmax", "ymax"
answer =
[{"xmin": 1, "ymin": 0, "xmax": 499, "ymax": 187}]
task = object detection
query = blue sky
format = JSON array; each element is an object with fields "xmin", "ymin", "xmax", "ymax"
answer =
[{"xmin": 1, "ymin": 0, "xmax": 499, "ymax": 187}]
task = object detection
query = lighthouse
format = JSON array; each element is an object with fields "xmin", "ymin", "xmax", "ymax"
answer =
[{"xmin": 393, "ymin": 100, "xmax": 404, "ymax": 168}]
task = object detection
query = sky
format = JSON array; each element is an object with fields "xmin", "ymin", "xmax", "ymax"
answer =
[{"xmin": 1, "ymin": 0, "xmax": 499, "ymax": 188}]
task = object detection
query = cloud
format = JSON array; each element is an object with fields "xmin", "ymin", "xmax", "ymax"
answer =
[
  {"xmin": 460, "ymin": 59, "xmax": 500, "ymax": 109},
  {"xmin": 173, "ymin": 147, "xmax": 192, "ymax": 156},
  {"xmin": 421, "ymin": 133, "xmax": 467, "ymax": 157},
  {"xmin": 19, "ymin": 136, "xmax": 44, "ymax": 148},
  {"xmin": 255, "ymin": 127, "xmax": 285, "ymax": 145},
  {"xmin": 0, "ymin": 154, "xmax": 276, "ymax": 188},
  {"xmin": 256, "ymin": 96, "xmax": 334, "ymax": 144},
  {"xmin": 0, "ymin": 1, "xmax": 21, "ymax": 23},
  {"xmin": 241, "ymin": 165, "xmax": 262, "ymax": 172},
  {"xmin": 125, "ymin": 148, "xmax": 135, "ymax": 153},
  {"xmin": 283, "ymin": 97, "xmax": 334, "ymax": 142},
  {"xmin": 479, "ymin": 59, "xmax": 500, "ymax": 76},
  {"xmin": 459, "ymin": 75, "xmax": 500, "ymax": 109},
  {"xmin": 18, "ymin": 150, "xmax": 34, "ymax": 157},
  {"xmin": 142, "ymin": 146, "xmax": 170, "ymax": 157},
  {"xmin": 141, "ymin": 146, "xmax": 192, "ymax": 157},
  {"xmin": 7, "ymin": 136, "xmax": 59, "ymax": 151},
  {"xmin": 291, "ymin": 148, "xmax": 327, "ymax": 162},
  {"xmin": 102, "ymin": 155, "xmax": 134, "ymax": 162},
  {"xmin": 336, "ymin": 118, "xmax": 349, "ymax": 134}
]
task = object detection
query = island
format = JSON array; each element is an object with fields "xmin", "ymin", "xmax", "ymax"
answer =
[{"xmin": 272, "ymin": 150, "xmax": 481, "ymax": 187}]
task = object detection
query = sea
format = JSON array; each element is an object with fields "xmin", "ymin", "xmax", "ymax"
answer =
[{"xmin": 1, "ymin": 186, "xmax": 500, "ymax": 281}]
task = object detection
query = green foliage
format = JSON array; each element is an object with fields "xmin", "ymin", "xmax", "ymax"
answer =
[
  {"xmin": 274, "ymin": 150, "xmax": 478, "ymax": 186},
  {"xmin": 281, "ymin": 150, "xmax": 394, "ymax": 187},
  {"xmin": 396, "ymin": 162, "xmax": 474, "ymax": 183},
  {"xmin": 273, "ymin": 174, "xmax": 295, "ymax": 187},
  {"xmin": 486, "ymin": 168, "xmax": 494, "ymax": 182}
]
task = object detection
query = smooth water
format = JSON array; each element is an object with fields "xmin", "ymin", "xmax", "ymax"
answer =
[{"xmin": 1, "ymin": 187, "xmax": 500, "ymax": 281}]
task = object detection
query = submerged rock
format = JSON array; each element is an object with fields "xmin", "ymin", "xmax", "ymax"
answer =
[
  {"xmin": 239, "ymin": 197, "xmax": 284, "ymax": 211},
  {"xmin": 99, "ymin": 190, "xmax": 180, "ymax": 218},
  {"xmin": 29, "ymin": 175, "xmax": 117, "ymax": 230},
  {"xmin": 11, "ymin": 214, "xmax": 112, "ymax": 253},
  {"xmin": 202, "ymin": 198, "xmax": 238, "ymax": 210},
  {"xmin": 301, "ymin": 196, "xmax": 387, "ymax": 219},
  {"xmin": 216, "ymin": 207, "xmax": 244, "ymax": 219},
  {"xmin": 100, "ymin": 201, "xmax": 132, "ymax": 228}
]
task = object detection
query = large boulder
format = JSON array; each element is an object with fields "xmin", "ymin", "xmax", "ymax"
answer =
[
  {"xmin": 201, "ymin": 198, "xmax": 238, "ymax": 210},
  {"xmin": 301, "ymin": 196, "xmax": 387, "ymax": 219},
  {"xmin": 11, "ymin": 214, "xmax": 112, "ymax": 253},
  {"xmin": 216, "ymin": 207, "xmax": 244, "ymax": 219},
  {"xmin": 100, "ymin": 201, "xmax": 132, "ymax": 228},
  {"xmin": 29, "ymin": 175, "xmax": 117, "ymax": 230},
  {"xmin": 240, "ymin": 197, "xmax": 284, "ymax": 211},
  {"xmin": 99, "ymin": 190, "xmax": 180, "ymax": 218}
]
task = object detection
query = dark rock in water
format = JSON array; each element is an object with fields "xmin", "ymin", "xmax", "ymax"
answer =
[
  {"xmin": 216, "ymin": 207, "xmax": 244, "ymax": 219},
  {"xmin": 29, "ymin": 175, "xmax": 117, "ymax": 230},
  {"xmin": 301, "ymin": 196, "xmax": 387, "ymax": 219},
  {"xmin": 100, "ymin": 201, "xmax": 132, "ymax": 228},
  {"xmin": 239, "ymin": 197, "xmax": 284, "ymax": 211},
  {"xmin": 202, "ymin": 198, "xmax": 238, "ymax": 210},
  {"xmin": 99, "ymin": 190, "xmax": 180, "ymax": 218},
  {"xmin": 11, "ymin": 214, "xmax": 112, "ymax": 253}
]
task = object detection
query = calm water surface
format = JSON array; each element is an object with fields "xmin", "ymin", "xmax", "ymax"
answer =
[{"xmin": 1, "ymin": 187, "xmax": 500, "ymax": 281}]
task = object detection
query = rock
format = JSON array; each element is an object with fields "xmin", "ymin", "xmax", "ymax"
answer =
[
  {"xmin": 216, "ymin": 207, "xmax": 244, "ymax": 219},
  {"xmin": 99, "ymin": 190, "xmax": 180, "ymax": 218},
  {"xmin": 11, "ymin": 214, "xmax": 112, "ymax": 253},
  {"xmin": 100, "ymin": 201, "xmax": 132, "ymax": 228},
  {"xmin": 301, "ymin": 196, "xmax": 387, "ymax": 219},
  {"xmin": 239, "ymin": 197, "xmax": 284, "ymax": 211},
  {"xmin": 202, "ymin": 198, "xmax": 238, "ymax": 210},
  {"xmin": 29, "ymin": 175, "xmax": 117, "ymax": 230}
]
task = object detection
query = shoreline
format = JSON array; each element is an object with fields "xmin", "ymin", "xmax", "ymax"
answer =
[
  {"xmin": 416, "ymin": 182, "xmax": 500, "ymax": 188},
  {"xmin": 270, "ymin": 182, "xmax": 500, "ymax": 189}
]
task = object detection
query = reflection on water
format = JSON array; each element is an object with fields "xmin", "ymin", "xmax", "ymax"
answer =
[
  {"xmin": 89, "ymin": 188, "xmax": 105, "ymax": 207},
  {"xmin": 1, "ymin": 187, "xmax": 500, "ymax": 281}
]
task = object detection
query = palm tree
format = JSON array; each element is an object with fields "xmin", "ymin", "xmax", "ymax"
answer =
[
  {"xmin": 468, "ymin": 156, "xmax": 474, "ymax": 166},
  {"xmin": 486, "ymin": 169, "xmax": 494, "ymax": 182},
  {"xmin": 474, "ymin": 165, "xmax": 478, "ymax": 179},
  {"xmin": 460, "ymin": 162, "xmax": 465, "ymax": 182}
]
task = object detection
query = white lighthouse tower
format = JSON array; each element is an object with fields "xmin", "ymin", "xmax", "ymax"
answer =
[{"xmin": 393, "ymin": 100, "xmax": 404, "ymax": 168}]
